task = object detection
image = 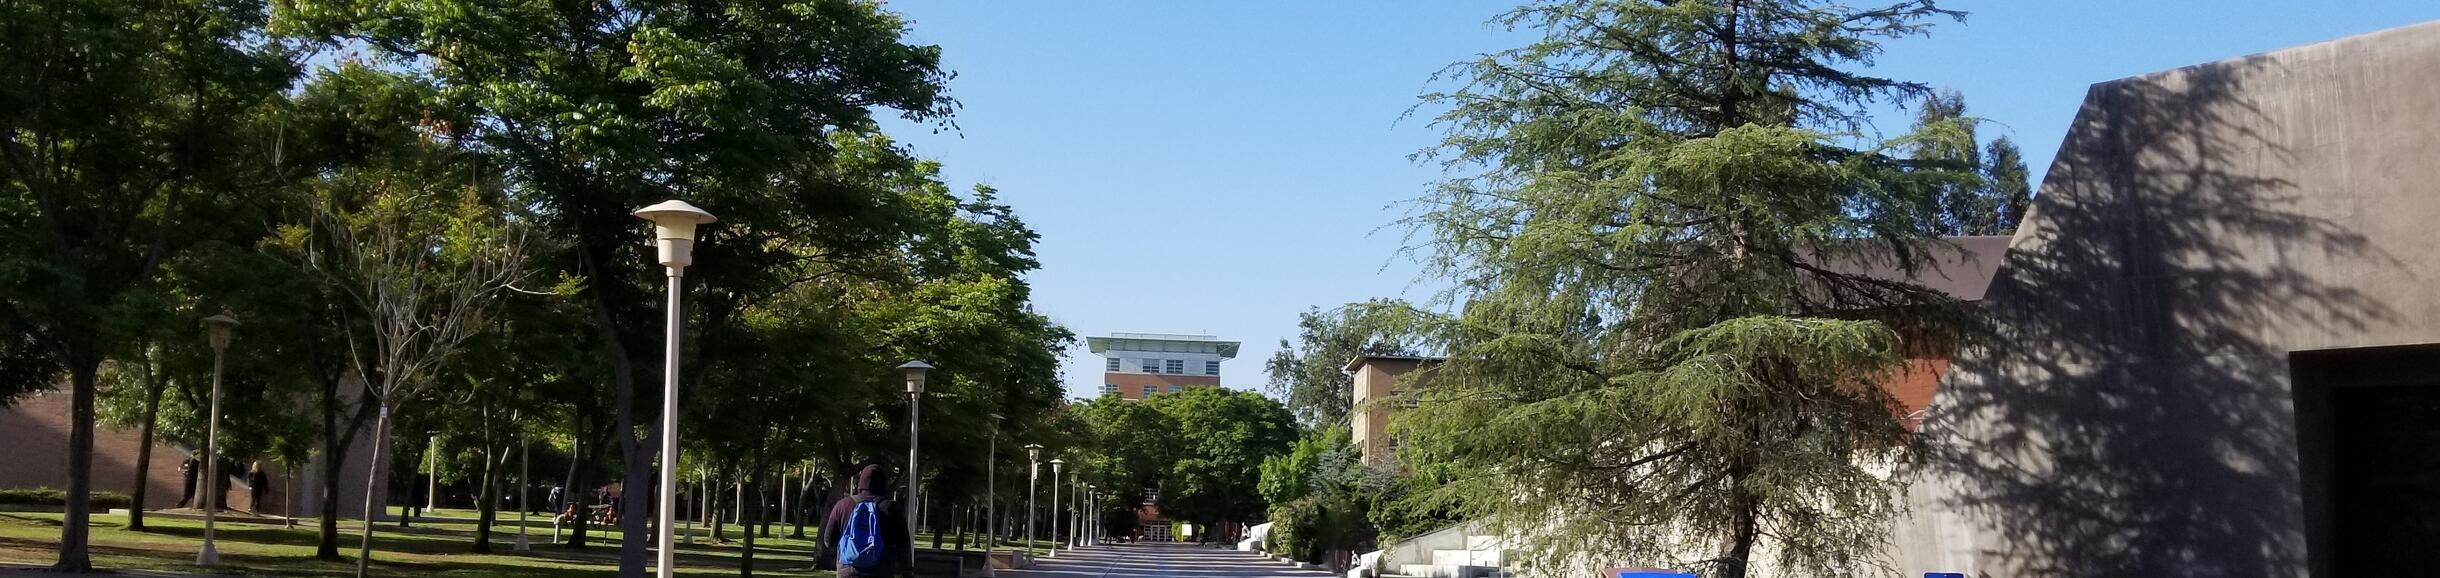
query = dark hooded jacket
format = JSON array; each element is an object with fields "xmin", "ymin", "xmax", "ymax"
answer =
[{"xmin": 818, "ymin": 464, "xmax": 915, "ymax": 578}]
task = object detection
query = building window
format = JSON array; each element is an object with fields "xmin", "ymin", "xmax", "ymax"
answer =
[
  {"xmin": 1141, "ymin": 358, "xmax": 1162, "ymax": 373},
  {"xmin": 1204, "ymin": 360, "xmax": 1220, "ymax": 375},
  {"xmin": 1165, "ymin": 359, "xmax": 1184, "ymax": 374},
  {"xmin": 1106, "ymin": 357, "xmax": 1121, "ymax": 371},
  {"xmin": 1103, "ymin": 383, "xmax": 1119, "ymax": 397},
  {"xmin": 1167, "ymin": 384, "xmax": 1184, "ymax": 393}
]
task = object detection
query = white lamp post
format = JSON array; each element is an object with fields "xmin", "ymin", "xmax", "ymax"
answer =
[
  {"xmin": 516, "ymin": 438, "xmax": 531, "ymax": 551},
  {"xmin": 196, "ymin": 312, "xmax": 237, "ymax": 566},
  {"xmin": 1083, "ymin": 484, "xmax": 1096, "ymax": 547},
  {"xmin": 1024, "ymin": 444, "xmax": 1043, "ymax": 559},
  {"xmin": 634, "ymin": 199, "xmax": 717, "ymax": 578},
  {"xmin": 982, "ymin": 414, "xmax": 1002, "ymax": 577},
  {"xmin": 899, "ymin": 360, "xmax": 932, "ymax": 527},
  {"xmin": 1048, "ymin": 458, "xmax": 1064, "ymax": 557}
]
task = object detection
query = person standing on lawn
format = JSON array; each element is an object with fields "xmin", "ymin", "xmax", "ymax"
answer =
[
  {"xmin": 245, "ymin": 461, "xmax": 269, "ymax": 514},
  {"xmin": 176, "ymin": 457, "xmax": 200, "ymax": 508},
  {"xmin": 817, "ymin": 462, "xmax": 915, "ymax": 578}
]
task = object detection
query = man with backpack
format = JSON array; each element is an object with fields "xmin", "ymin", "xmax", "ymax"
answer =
[{"xmin": 818, "ymin": 462, "xmax": 916, "ymax": 578}]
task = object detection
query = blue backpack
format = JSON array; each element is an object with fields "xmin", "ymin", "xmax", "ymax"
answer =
[{"xmin": 837, "ymin": 499, "xmax": 885, "ymax": 571}]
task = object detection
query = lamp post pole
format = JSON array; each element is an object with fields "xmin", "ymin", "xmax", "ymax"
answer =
[
  {"xmin": 1048, "ymin": 459, "xmax": 1064, "ymax": 557},
  {"xmin": 899, "ymin": 361, "xmax": 932, "ymax": 530},
  {"xmin": 982, "ymin": 414, "xmax": 1002, "ymax": 577},
  {"xmin": 196, "ymin": 313, "xmax": 238, "ymax": 566},
  {"xmin": 516, "ymin": 438, "xmax": 531, "ymax": 551},
  {"xmin": 1024, "ymin": 444, "xmax": 1043, "ymax": 560},
  {"xmin": 634, "ymin": 200, "xmax": 718, "ymax": 578}
]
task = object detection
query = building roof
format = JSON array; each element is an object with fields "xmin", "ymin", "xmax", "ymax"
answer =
[
  {"xmin": 1342, "ymin": 354, "xmax": 1446, "ymax": 372},
  {"xmin": 1809, "ymin": 235, "xmax": 2012, "ymax": 303},
  {"xmin": 1087, "ymin": 333, "xmax": 1241, "ymax": 358}
]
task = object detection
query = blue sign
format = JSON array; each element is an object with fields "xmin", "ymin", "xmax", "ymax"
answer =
[
  {"xmin": 1926, "ymin": 573, "xmax": 1965, "ymax": 578},
  {"xmin": 1616, "ymin": 573, "xmax": 1695, "ymax": 578}
]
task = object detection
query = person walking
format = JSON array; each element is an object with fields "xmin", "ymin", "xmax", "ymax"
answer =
[
  {"xmin": 176, "ymin": 457, "xmax": 200, "ymax": 508},
  {"xmin": 817, "ymin": 462, "xmax": 914, "ymax": 578},
  {"xmin": 245, "ymin": 461, "xmax": 270, "ymax": 514}
]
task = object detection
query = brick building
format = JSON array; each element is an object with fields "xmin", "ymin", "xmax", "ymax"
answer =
[{"xmin": 1088, "ymin": 332, "xmax": 1239, "ymax": 400}]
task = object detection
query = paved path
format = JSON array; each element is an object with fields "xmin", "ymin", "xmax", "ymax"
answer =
[{"xmin": 1004, "ymin": 543, "xmax": 1337, "ymax": 578}]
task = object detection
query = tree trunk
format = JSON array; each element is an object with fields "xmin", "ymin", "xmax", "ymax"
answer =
[
  {"xmin": 564, "ymin": 414, "xmax": 590, "ymax": 548},
  {"xmin": 474, "ymin": 438, "xmax": 501, "ymax": 553},
  {"xmin": 742, "ymin": 453, "xmax": 767, "ymax": 578},
  {"xmin": 129, "ymin": 345, "xmax": 166, "ymax": 532},
  {"xmin": 355, "ymin": 404, "xmax": 395, "ymax": 577},
  {"xmin": 52, "ymin": 358, "xmax": 101, "ymax": 572},
  {"xmin": 588, "ymin": 289, "xmax": 650, "ymax": 578},
  {"xmin": 318, "ymin": 372, "xmax": 374, "ymax": 559}
]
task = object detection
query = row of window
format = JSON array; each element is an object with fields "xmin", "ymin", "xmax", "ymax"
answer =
[
  {"xmin": 1104, "ymin": 357, "xmax": 1221, "ymax": 375},
  {"xmin": 1101, "ymin": 383, "xmax": 1188, "ymax": 397}
]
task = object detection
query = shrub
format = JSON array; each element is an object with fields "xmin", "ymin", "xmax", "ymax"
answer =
[{"xmin": 0, "ymin": 487, "xmax": 135, "ymax": 510}]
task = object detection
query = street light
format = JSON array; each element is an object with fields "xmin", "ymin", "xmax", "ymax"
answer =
[
  {"xmin": 634, "ymin": 199, "xmax": 717, "ymax": 578},
  {"xmin": 196, "ymin": 312, "xmax": 238, "ymax": 566},
  {"xmin": 982, "ymin": 414, "xmax": 1003, "ymax": 578},
  {"xmin": 1048, "ymin": 458, "xmax": 1064, "ymax": 557},
  {"xmin": 1024, "ymin": 444, "xmax": 1043, "ymax": 560},
  {"xmin": 899, "ymin": 360, "xmax": 932, "ymax": 527},
  {"xmin": 1083, "ymin": 484, "xmax": 1096, "ymax": 547}
]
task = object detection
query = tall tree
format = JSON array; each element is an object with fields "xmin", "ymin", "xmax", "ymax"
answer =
[
  {"xmin": 275, "ymin": 3, "xmax": 958, "ymax": 571},
  {"xmin": 1911, "ymin": 90, "xmax": 2034, "ymax": 236},
  {"xmin": 1984, "ymin": 136, "xmax": 2033, "ymax": 234},
  {"xmin": 1264, "ymin": 300, "xmax": 1423, "ymax": 425},
  {"xmin": 1399, "ymin": 1, "xmax": 1977, "ymax": 577},
  {"xmin": 1146, "ymin": 387, "xmax": 1297, "ymax": 542},
  {"xmin": 0, "ymin": 0, "xmax": 292, "ymax": 568}
]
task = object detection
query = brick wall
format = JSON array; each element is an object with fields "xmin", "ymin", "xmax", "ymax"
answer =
[{"xmin": 1103, "ymin": 373, "xmax": 1220, "ymax": 400}]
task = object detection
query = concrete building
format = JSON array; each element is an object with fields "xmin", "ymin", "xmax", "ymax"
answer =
[
  {"xmin": 1346, "ymin": 355, "xmax": 1439, "ymax": 466},
  {"xmin": 1894, "ymin": 20, "xmax": 2440, "ymax": 578},
  {"xmin": 1088, "ymin": 332, "xmax": 1240, "ymax": 400}
]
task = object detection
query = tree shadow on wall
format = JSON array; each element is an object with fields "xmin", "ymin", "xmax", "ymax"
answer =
[{"xmin": 1917, "ymin": 53, "xmax": 2400, "ymax": 578}]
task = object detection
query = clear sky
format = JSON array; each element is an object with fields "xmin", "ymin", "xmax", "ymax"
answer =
[{"xmin": 875, "ymin": 0, "xmax": 2440, "ymax": 400}]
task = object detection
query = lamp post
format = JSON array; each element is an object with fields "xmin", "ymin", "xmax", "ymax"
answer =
[
  {"xmin": 982, "ymin": 414, "xmax": 1002, "ymax": 577},
  {"xmin": 1024, "ymin": 444, "xmax": 1043, "ymax": 559},
  {"xmin": 1048, "ymin": 458, "xmax": 1064, "ymax": 557},
  {"xmin": 515, "ymin": 437, "xmax": 531, "ymax": 551},
  {"xmin": 196, "ymin": 313, "xmax": 238, "ymax": 566},
  {"xmin": 634, "ymin": 199, "xmax": 717, "ymax": 578},
  {"xmin": 899, "ymin": 360, "xmax": 932, "ymax": 526},
  {"xmin": 1083, "ymin": 484, "xmax": 1096, "ymax": 547}
]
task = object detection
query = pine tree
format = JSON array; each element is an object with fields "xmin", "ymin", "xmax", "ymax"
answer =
[
  {"xmin": 1399, "ymin": 1, "xmax": 1976, "ymax": 577},
  {"xmin": 1984, "ymin": 136, "xmax": 2033, "ymax": 234}
]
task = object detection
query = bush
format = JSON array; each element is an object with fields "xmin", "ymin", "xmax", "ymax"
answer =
[
  {"xmin": 0, "ymin": 488, "xmax": 135, "ymax": 510},
  {"xmin": 1267, "ymin": 497, "xmax": 1326, "ymax": 564}
]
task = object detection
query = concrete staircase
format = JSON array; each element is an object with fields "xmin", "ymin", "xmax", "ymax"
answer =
[{"xmin": 1383, "ymin": 522, "xmax": 1511, "ymax": 578}]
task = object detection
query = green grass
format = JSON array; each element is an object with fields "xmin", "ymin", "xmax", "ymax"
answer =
[{"xmin": 0, "ymin": 510, "xmax": 834, "ymax": 577}]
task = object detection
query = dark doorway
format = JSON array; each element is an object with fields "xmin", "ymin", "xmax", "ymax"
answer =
[
  {"xmin": 2293, "ymin": 344, "xmax": 2440, "ymax": 576},
  {"xmin": 2331, "ymin": 382, "xmax": 2440, "ymax": 574}
]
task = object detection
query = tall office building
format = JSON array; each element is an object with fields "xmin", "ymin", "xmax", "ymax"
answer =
[{"xmin": 1088, "ymin": 332, "xmax": 1239, "ymax": 400}]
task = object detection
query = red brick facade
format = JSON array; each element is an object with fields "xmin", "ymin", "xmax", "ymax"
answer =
[{"xmin": 1103, "ymin": 373, "xmax": 1219, "ymax": 400}]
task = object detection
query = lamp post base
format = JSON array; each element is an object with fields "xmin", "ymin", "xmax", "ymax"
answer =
[
  {"xmin": 197, "ymin": 541, "xmax": 220, "ymax": 566},
  {"xmin": 515, "ymin": 533, "xmax": 531, "ymax": 551}
]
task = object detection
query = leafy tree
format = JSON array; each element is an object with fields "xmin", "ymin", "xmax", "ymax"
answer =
[
  {"xmin": 1264, "ymin": 300, "xmax": 1424, "ymax": 425},
  {"xmin": 1146, "ymin": 387, "xmax": 1298, "ymax": 541},
  {"xmin": 274, "ymin": 2, "xmax": 960, "ymax": 570},
  {"xmin": 1910, "ymin": 90, "xmax": 2034, "ymax": 236},
  {"xmin": 1074, "ymin": 396, "xmax": 1184, "ymax": 521},
  {"xmin": 0, "ymin": 0, "xmax": 293, "ymax": 568},
  {"xmin": 1399, "ymin": 1, "xmax": 1979, "ymax": 577}
]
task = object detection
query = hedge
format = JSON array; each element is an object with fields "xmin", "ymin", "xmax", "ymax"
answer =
[{"xmin": 0, "ymin": 488, "xmax": 135, "ymax": 510}]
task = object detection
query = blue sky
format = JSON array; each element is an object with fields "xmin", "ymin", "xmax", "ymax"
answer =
[{"xmin": 875, "ymin": 0, "xmax": 2440, "ymax": 400}]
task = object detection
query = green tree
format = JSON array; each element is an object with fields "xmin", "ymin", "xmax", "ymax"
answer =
[
  {"xmin": 1146, "ymin": 387, "xmax": 1298, "ymax": 542},
  {"xmin": 1074, "ymin": 396, "xmax": 1184, "ymax": 520},
  {"xmin": 0, "ymin": 0, "xmax": 293, "ymax": 568},
  {"xmin": 1911, "ymin": 90, "xmax": 2034, "ymax": 236},
  {"xmin": 273, "ymin": 2, "xmax": 959, "ymax": 570},
  {"xmin": 1399, "ymin": 1, "xmax": 1978, "ymax": 577},
  {"xmin": 1259, "ymin": 426, "xmax": 1387, "ymax": 567},
  {"xmin": 1984, "ymin": 136, "xmax": 2033, "ymax": 234},
  {"xmin": 1264, "ymin": 300, "xmax": 1424, "ymax": 425}
]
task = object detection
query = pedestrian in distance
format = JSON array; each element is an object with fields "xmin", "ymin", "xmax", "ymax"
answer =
[
  {"xmin": 245, "ymin": 461, "xmax": 269, "ymax": 514},
  {"xmin": 817, "ymin": 462, "xmax": 915, "ymax": 578},
  {"xmin": 176, "ymin": 457, "xmax": 200, "ymax": 508}
]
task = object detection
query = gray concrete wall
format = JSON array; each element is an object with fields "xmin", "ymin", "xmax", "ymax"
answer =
[{"xmin": 1895, "ymin": 19, "xmax": 2440, "ymax": 578}]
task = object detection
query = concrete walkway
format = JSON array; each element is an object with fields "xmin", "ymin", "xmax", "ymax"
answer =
[{"xmin": 1002, "ymin": 543, "xmax": 1336, "ymax": 578}]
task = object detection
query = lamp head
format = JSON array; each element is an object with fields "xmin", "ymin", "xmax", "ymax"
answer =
[
  {"xmin": 201, "ymin": 312, "xmax": 240, "ymax": 351},
  {"xmin": 631, "ymin": 200, "xmax": 718, "ymax": 269},
  {"xmin": 1050, "ymin": 458, "xmax": 1064, "ymax": 472},
  {"xmin": 898, "ymin": 360, "xmax": 933, "ymax": 394},
  {"xmin": 1024, "ymin": 443, "xmax": 1042, "ymax": 461}
]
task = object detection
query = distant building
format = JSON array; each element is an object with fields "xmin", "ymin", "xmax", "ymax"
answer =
[
  {"xmin": 1087, "ymin": 332, "xmax": 1240, "ymax": 400},
  {"xmin": 1346, "ymin": 355, "xmax": 1440, "ymax": 466}
]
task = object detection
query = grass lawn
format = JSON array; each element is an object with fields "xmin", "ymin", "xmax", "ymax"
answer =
[{"xmin": 0, "ymin": 508, "xmax": 1062, "ymax": 577}]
